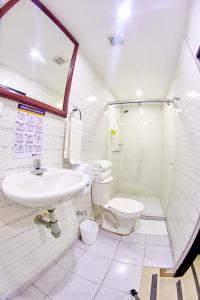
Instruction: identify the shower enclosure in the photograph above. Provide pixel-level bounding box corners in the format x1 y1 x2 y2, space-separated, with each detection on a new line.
108 101 176 219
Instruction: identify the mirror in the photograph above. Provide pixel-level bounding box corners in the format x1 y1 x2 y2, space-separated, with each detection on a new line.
0 0 79 117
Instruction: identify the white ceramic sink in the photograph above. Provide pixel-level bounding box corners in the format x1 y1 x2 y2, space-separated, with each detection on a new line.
2 168 89 208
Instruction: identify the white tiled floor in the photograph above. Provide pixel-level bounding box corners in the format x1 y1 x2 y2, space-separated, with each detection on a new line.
117 194 165 219
88 235 119 259
57 246 85 270
71 251 111 284
134 219 168 235
102 261 143 293
49 272 99 300
145 234 170 246
114 241 145 265
94 286 132 300
144 245 173 268
13 220 173 300
34 264 68 294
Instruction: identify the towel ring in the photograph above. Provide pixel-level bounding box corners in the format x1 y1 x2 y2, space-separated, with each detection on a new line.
71 106 82 120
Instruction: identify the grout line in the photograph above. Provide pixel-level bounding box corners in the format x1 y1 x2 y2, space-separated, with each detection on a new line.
111 257 144 267
11 284 47 300
46 264 101 298
32 266 68 298
35 242 88 299
93 238 121 299
64 271 100 285
57 246 87 272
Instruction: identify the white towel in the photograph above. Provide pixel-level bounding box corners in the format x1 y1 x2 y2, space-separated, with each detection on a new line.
90 160 112 172
93 169 111 182
64 116 82 164
64 117 70 159
69 116 82 164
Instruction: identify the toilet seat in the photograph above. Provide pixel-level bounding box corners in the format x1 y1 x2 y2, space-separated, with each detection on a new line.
104 197 144 215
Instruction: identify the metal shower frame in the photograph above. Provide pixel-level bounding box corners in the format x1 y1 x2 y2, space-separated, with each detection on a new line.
108 97 180 106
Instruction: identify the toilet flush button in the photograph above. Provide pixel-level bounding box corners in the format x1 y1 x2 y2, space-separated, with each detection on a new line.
0 102 4 116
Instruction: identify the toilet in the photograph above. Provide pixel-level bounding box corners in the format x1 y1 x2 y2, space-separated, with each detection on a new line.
92 176 144 235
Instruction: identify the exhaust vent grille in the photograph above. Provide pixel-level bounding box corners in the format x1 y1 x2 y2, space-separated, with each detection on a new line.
108 35 124 47
53 56 66 65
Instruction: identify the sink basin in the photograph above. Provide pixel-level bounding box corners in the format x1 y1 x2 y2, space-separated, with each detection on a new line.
2 168 89 208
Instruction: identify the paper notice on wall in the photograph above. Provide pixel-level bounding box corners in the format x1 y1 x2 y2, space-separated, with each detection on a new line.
14 104 45 158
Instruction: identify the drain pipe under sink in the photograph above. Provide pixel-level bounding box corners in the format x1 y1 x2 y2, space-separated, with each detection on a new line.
48 209 61 238
34 208 61 238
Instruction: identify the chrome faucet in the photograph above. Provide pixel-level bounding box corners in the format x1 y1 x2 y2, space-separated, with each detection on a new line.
31 159 47 175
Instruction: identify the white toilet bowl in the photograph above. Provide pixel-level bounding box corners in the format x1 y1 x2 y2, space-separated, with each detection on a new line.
102 197 144 235
92 177 144 235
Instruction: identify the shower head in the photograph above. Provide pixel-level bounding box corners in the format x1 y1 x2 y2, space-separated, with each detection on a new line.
123 109 129 113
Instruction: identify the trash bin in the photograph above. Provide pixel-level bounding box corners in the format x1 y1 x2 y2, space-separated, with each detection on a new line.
80 219 98 245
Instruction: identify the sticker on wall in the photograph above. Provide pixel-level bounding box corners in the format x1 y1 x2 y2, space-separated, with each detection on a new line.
14 104 45 158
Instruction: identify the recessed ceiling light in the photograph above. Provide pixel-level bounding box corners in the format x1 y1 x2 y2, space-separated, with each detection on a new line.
117 5 131 20
136 89 143 97
87 96 98 102
30 49 46 64
30 49 41 59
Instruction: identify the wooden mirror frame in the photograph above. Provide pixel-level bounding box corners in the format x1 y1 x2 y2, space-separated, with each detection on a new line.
0 0 79 117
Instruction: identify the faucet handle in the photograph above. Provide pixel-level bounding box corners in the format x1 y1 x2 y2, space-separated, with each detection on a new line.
33 158 41 169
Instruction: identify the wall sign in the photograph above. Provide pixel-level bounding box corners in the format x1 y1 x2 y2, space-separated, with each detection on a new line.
14 104 45 158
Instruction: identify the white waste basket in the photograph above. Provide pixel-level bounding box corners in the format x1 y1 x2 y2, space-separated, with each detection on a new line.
80 220 98 245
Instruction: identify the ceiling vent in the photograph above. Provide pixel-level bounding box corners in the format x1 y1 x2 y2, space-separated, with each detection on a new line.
53 56 66 66
108 35 124 47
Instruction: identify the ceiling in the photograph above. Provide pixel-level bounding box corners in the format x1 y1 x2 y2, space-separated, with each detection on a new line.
1 0 190 100
41 0 190 100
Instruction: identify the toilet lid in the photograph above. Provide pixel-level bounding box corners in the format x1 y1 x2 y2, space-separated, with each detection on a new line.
107 197 144 215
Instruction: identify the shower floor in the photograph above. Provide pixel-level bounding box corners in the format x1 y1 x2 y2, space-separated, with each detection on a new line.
116 194 165 220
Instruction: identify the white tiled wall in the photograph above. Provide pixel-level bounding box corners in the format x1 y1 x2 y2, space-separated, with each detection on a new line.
165 0 200 267
0 52 115 299
110 105 163 197
160 104 175 211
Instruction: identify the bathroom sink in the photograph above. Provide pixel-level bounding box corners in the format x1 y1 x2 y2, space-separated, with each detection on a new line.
2 168 89 208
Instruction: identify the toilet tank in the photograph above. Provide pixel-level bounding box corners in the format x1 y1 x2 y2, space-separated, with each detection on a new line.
92 176 113 205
